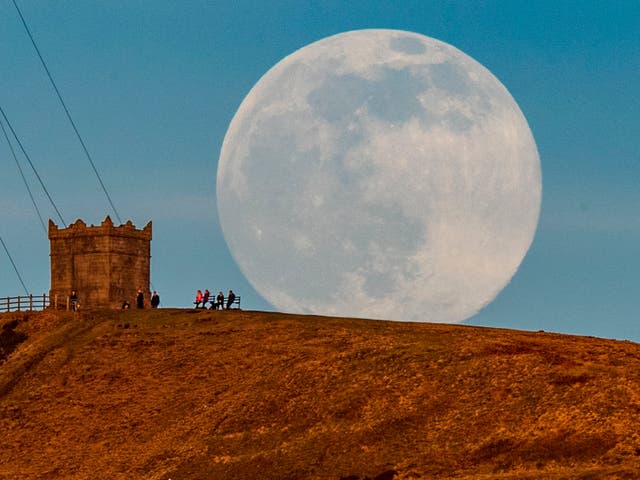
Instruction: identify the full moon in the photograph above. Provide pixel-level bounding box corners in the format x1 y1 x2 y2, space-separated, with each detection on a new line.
217 29 541 323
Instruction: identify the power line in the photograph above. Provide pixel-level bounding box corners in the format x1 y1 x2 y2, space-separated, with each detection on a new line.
0 235 29 295
0 117 47 234
0 105 66 226
12 0 123 224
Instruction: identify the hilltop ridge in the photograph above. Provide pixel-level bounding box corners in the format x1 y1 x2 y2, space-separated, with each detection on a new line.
1 308 640 479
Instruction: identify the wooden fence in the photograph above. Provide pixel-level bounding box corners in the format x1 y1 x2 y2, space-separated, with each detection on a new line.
0 294 73 313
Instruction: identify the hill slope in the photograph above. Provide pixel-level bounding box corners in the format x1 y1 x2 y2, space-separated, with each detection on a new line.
1 309 640 480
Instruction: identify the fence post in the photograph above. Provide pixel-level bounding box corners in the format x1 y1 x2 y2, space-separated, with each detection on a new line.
29 294 33 311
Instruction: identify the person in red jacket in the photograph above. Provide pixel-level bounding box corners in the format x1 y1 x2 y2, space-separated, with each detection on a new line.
194 289 204 308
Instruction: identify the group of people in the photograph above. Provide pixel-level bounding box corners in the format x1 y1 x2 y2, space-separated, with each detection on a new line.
69 289 160 310
127 289 160 309
70 288 240 310
121 289 160 309
194 289 236 309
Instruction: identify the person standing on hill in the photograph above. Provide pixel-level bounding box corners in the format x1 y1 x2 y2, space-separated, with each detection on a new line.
226 289 236 309
69 290 78 311
151 291 160 308
194 289 203 308
136 289 144 309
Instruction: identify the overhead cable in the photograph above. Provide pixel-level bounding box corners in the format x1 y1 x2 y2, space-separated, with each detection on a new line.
0 235 30 295
0 118 47 234
12 0 123 224
0 105 66 226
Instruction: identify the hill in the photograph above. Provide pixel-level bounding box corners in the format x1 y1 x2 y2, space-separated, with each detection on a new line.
1 308 640 480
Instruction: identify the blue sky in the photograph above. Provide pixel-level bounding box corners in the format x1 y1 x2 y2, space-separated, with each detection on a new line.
1 1 638 340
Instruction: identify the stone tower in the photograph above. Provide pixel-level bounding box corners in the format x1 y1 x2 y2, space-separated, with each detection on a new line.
49 216 152 309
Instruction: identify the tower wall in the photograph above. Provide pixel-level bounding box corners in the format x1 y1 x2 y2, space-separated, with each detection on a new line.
49 217 152 309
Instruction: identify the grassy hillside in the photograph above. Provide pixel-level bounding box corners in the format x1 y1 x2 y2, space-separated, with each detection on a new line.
1 308 640 480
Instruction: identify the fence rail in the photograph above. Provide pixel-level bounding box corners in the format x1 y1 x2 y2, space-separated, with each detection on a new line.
0 294 72 313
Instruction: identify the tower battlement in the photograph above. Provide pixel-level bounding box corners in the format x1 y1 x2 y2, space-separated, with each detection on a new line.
49 216 152 309
49 216 152 241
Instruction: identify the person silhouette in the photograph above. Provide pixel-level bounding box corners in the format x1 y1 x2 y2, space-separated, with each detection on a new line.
216 291 224 310
202 289 210 309
69 290 78 311
226 289 236 309
136 289 144 309
151 291 160 308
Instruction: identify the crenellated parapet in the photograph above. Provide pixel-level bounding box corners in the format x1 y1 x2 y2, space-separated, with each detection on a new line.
48 216 152 241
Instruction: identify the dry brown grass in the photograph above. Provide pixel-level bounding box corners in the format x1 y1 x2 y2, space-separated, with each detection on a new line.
1 309 640 479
